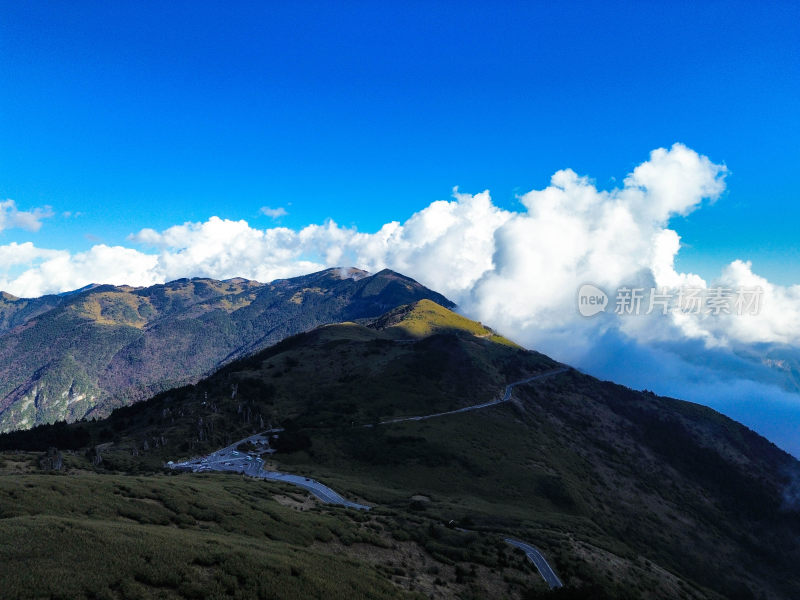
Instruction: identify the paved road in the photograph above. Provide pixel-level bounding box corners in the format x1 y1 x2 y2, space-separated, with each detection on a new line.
372 365 568 590
260 471 369 509
167 429 371 510
171 367 568 508
168 369 568 585
505 538 563 589
375 366 570 426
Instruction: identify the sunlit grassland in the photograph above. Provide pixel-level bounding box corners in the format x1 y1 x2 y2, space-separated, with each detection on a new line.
377 299 521 348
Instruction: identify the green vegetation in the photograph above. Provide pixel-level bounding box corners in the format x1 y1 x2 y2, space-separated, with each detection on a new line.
0 473 420 599
373 299 520 347
0 466 561 599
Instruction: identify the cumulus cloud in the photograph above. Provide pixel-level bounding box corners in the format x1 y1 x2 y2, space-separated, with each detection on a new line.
0 243 159 298
0 242 64 270
130 217 323 283
260 206 288 219
2 143 800 454
0 199 54 232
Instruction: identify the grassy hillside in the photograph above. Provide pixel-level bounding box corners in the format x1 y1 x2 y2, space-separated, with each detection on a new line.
2 300 799 599
0 470 420 600
371 299 520 347
0 268 454 433
0 456 567 600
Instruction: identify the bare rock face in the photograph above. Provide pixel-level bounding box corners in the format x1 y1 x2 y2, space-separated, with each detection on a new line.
39 447 63 471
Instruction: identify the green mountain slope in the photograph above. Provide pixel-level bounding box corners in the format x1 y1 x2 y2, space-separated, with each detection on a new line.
0 290 64 332
2 300 799 599
0 268 453 433
371 298 520 347
0 472 419 600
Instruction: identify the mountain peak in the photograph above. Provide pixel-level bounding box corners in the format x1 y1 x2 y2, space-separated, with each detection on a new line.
55 283 104 297
371 299 520 347
372 268 416 281
331 267 370 281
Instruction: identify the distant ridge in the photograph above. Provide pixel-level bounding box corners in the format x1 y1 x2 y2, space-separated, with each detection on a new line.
55 283 104 297
0 268 453 432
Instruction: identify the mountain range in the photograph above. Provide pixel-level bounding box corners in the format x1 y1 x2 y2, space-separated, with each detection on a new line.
0 268 452 433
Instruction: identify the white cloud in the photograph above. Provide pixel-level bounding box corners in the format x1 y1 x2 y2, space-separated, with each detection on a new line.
260 206 288 219
0 242 65 269
0 199 54 232
458 144 730 350
130 217 324 284
0 244 159 298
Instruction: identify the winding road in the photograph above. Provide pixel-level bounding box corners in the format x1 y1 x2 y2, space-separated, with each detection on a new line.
374 366 570 426
167 367 569 586
168 430 371 510
505 538 564 589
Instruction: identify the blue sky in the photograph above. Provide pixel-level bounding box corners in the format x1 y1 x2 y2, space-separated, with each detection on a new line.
2 1 798 283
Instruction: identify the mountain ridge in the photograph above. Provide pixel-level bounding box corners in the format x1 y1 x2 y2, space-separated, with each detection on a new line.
0 268 454 433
